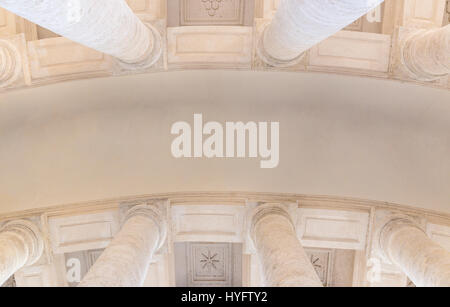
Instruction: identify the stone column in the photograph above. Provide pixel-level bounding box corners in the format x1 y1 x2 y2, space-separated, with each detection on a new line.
250 203 322 287
258 0 384 66
79 204 166 287
380 218 450 287
0 39 21 88
401 25 450 81
0 220 44 285
0 0 161 68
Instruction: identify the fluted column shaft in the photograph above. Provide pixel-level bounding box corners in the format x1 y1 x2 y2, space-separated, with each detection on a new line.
250 204 322 287
0 220 43 285
79 205 166 287
259 0 384 66
401 25 450 81
0 0 161 67
380 219 450 287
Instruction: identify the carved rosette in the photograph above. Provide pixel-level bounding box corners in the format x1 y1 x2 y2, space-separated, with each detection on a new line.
401 25 450 81
0 40 22 88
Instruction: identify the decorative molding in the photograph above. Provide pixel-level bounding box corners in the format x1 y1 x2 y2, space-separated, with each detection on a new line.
48 210 120 254
297 208 370 250
402 0 447 29
0 194 448 286
179 0 249 26
2 192 449 226
26 37 113 85
0 4 448 91
171 203 245 242
167 26 252 69
308 31 391 73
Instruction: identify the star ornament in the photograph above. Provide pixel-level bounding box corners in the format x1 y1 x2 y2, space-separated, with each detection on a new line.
200 250 220 270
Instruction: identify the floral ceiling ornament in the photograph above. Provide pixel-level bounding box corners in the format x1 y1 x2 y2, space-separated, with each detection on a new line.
202 0 223 17
200 250 220 270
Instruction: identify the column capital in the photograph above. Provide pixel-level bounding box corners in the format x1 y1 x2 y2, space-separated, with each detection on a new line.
378 216 426 263
400 25 450 81
116 22 163 70
249 203 296 242
123 203 167 252
257 24 306 68
0 219 44 266
0 39 22 89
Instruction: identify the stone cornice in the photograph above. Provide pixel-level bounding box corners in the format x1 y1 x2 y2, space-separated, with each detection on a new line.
0 192 449 225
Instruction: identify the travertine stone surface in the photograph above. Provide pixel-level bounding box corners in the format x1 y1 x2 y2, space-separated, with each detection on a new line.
0 220 43 285
0 0 160 66
258 0 384 66
380 218 450 287
0 38 21 88
250 203 322 287
401 25 450 81
79 204 166 287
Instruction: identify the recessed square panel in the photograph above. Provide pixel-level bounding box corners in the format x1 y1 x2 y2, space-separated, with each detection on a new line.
191 243 229 282
174 242 242 287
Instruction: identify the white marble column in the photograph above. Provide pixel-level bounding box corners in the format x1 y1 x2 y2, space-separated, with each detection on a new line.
380 218 450 287
79 204 166 287
401 25 450 81
258 0 384 66
0 39 21 88
250 203 322 287
0 220 44 285
0 0 161 68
